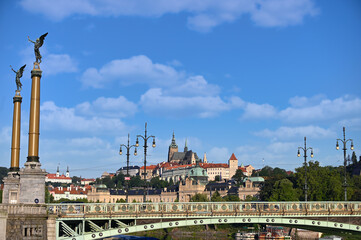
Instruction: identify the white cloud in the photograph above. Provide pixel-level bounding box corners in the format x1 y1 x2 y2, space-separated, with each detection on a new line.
280 96 361 123
242 102 277 119
20 0 318 31
40 101 127 133
75 95 137 118
139 88 243 118
251 0 318 27
254 125 335 140
81 55 183 88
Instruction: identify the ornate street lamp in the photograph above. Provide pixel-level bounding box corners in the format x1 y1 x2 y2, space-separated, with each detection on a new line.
119 133 137 203
297 136 313 202
136 122 156 203
336 127 354 201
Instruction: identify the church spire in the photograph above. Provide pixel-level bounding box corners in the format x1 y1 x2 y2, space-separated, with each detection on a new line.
203 152 207 163
169 130 178 148
184 138 188 152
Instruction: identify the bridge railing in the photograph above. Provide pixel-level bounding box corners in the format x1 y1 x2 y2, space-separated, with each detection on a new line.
46 201 361 218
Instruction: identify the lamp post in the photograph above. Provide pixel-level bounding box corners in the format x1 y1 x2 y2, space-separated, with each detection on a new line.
297 136 313 202
336 127 354 201
119 133 137 203
136 122 156 203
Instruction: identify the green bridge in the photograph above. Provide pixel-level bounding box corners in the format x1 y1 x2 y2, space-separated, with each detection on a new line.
1 201 361 239
47 201 361 240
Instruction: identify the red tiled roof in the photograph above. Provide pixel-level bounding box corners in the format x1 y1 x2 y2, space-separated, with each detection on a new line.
140 165 157 170
46 173 71 180
49 187 88 195
200 163 229 169
229 153 238 160
82 178 95 181
238 167 247 172
165 164 192 170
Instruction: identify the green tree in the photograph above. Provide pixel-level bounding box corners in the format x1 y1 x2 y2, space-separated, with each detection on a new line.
269 179 300 201
211 191 224 202
150 177 169 189
72 176 81 185
129 175 144 188
232 169 245 185
214 175 221 181
0 167 9 184
223 194 240 201
244 195 258 201
191 193 209 202
350 176 361 201
351 151 357 165
45 186 54 203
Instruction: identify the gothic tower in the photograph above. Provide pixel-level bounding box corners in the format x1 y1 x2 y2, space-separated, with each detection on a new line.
168 131 178 162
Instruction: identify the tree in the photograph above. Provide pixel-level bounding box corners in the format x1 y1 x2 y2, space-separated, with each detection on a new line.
129 175 144 188
223 194 240 201
232 169 245 185
269 179 300 201
214 175 221 181
211 191 224 202
72 176 81 185
191 193 208 202
351 151 357 165
150 177 169 189
45 186 54 203
0 167 9 184
244 195 258 201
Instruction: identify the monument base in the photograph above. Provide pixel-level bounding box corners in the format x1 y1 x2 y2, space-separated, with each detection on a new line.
2 172 20 204
19 162 47 204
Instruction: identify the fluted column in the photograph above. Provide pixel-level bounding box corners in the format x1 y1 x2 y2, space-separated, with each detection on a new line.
27 67 42 163
10 91 22 172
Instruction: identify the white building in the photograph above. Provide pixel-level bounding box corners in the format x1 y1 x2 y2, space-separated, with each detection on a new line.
46 166 72 184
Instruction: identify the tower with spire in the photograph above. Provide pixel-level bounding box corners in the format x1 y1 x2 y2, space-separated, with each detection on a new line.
66 166 70 178
168 131 178 162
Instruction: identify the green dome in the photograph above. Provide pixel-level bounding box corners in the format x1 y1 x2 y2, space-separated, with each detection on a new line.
188 165 208 177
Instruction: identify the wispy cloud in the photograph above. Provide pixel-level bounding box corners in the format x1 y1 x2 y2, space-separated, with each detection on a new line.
40 101 127 133
139 88 243 118
254 125 335 140
20 0 318 32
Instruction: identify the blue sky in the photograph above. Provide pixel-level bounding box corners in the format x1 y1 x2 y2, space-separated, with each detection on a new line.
0 0 360 178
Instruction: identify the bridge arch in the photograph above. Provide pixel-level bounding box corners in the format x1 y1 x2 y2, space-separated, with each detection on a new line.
61 217 361 240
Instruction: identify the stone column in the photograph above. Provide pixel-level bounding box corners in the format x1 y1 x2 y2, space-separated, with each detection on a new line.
19 64 46 204
2 90 22 204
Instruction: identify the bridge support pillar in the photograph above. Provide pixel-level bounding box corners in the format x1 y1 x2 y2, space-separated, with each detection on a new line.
47 215 57 240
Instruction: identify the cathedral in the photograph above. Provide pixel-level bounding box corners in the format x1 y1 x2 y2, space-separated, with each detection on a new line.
167 132 200 165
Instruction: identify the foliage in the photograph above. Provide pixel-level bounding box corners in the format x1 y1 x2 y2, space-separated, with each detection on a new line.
269 179 300 201
191 193 209 202
211 191 224 202
223 194 240 201
0 167 9 184
72 176 81 185
116 198 126 203
244 195 258 201
214 175 221 181
53 198 88 203
150 177 169 189
295 161 343 201
45 186 54 203
232 169 245 185
129 175 145 188
256 166 288 178
352 151 357 165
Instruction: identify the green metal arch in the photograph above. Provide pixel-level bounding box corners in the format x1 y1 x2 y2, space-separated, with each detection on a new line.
60 217 361 240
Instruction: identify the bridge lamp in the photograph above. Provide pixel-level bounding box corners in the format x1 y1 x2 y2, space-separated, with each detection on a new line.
135 137 139 147
297 149 300 157
336 141 339 150
152 138 156 148
311 150 314 158
119 146 123 155
134 148 137 156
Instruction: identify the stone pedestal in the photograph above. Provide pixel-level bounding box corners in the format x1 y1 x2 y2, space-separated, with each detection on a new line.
2 173 20 204
19 162 47 204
